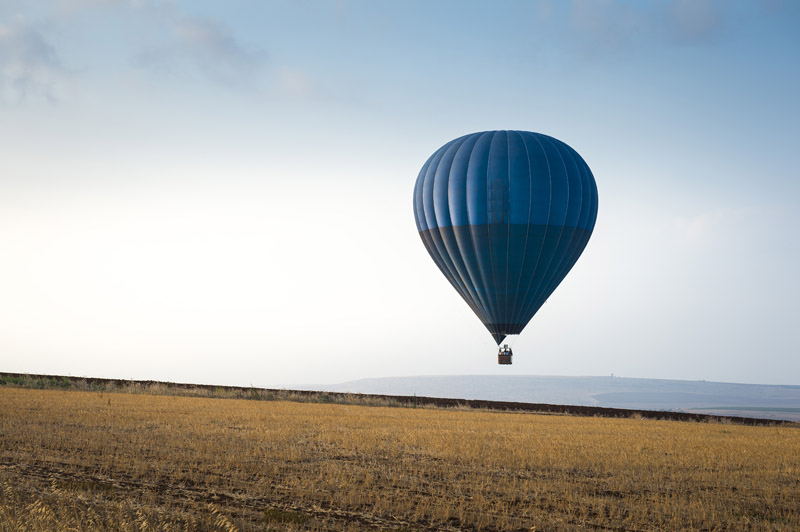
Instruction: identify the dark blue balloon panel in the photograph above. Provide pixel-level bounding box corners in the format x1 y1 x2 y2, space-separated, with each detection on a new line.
413 131 598 344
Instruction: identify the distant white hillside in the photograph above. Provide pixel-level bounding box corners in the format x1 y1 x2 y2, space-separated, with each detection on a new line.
321 376 800 422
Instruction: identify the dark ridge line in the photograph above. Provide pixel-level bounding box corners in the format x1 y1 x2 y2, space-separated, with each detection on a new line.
2 372 797 427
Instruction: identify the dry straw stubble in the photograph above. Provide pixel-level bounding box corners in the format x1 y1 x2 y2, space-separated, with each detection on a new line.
1 387 799 531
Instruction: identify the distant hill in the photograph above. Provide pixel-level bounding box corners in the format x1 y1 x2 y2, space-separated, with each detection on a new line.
322 375 800 422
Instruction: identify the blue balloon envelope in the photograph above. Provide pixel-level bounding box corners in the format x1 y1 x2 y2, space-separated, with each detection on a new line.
413 131 598 345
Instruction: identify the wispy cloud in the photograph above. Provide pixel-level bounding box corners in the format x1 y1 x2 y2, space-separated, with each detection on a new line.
0 17 64 103
674 206 757 247
277 67 319 98
675 209 726 246
4 1 266 96
664 0 725 45
564 0 738 58
568 0 647 56
53 0 137 11
135 14 265 89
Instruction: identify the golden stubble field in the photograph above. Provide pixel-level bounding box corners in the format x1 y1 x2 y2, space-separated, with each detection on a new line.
1 387 798 531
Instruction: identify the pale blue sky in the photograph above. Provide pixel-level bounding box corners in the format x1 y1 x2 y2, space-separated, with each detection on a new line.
1 1 798 387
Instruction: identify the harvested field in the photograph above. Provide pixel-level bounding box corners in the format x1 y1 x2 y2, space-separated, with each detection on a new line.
1 386 799 531
2 372 791 425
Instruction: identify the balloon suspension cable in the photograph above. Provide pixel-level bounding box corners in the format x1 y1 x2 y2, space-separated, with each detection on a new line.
502 334 521 348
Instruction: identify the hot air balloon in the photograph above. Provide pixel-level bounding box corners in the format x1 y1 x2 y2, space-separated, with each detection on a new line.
412 131 598 364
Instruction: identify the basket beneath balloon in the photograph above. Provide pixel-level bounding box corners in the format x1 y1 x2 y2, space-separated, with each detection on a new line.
498 345 513 365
